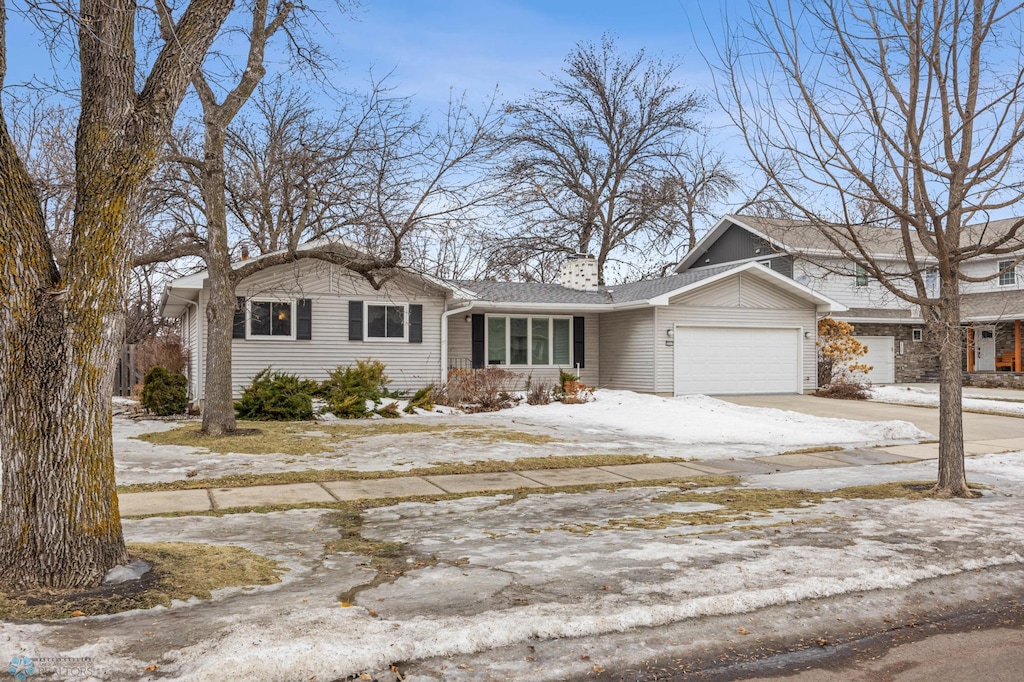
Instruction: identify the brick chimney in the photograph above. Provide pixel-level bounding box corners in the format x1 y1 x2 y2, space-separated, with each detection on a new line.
560 254 599 291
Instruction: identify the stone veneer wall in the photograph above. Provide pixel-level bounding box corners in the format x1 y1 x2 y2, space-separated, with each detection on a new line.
963 373 1024 389
844 321 938 383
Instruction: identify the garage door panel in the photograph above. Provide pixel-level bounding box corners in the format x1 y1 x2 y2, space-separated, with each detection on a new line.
675 327 800 395
852 335 894 384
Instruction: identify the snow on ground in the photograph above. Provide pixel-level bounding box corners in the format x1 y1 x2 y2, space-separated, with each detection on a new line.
7 451 1024 681
498 389 925 446
114 390 927 484
872 385 1024 415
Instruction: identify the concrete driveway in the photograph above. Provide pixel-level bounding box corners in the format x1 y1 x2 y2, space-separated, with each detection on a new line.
723 393 1024 442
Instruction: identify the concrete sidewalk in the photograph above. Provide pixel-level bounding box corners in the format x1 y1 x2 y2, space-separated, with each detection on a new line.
117 435 1024 516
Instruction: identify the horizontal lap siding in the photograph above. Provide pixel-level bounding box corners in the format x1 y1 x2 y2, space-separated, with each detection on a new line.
185 306 199 400
199 261 446 397
656 273 818 393
598 308 655 391
447 311 600 387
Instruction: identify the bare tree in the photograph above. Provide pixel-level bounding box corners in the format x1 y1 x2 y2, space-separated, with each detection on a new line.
224 81 366 254
498 36 710 284
0 0 233 590
338 87 504 275
718 0 1024 496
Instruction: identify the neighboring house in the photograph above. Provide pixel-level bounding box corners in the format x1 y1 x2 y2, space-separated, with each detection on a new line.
675 214 1024 384
160 242 845 404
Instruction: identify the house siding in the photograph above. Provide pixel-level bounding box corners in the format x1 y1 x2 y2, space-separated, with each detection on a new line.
195 260 447 398
698 224 776 266
183 304 200 400
598 308 655 391
447 310 600 387
655 272 818 393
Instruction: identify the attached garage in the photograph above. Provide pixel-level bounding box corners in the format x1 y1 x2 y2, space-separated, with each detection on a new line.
674 326 802 395
853 335 895 384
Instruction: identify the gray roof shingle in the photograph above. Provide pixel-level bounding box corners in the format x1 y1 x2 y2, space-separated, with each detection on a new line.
458 265 737 305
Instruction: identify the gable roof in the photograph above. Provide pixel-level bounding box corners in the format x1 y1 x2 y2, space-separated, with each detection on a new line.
159 238 474 318
677 214 1024 273
160 240 847 319
458 261 845 313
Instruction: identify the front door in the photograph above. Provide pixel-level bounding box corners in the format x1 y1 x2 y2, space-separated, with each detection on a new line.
976 326 997 371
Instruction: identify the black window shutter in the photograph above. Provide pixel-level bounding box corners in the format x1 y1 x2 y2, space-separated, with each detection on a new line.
297 299 312 340
408 304 423 343
572 316 585 369
232 296 246 339
471 314 485 369
348 301 363 341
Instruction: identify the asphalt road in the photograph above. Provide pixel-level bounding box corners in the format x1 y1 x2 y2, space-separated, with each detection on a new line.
603 592 1024 682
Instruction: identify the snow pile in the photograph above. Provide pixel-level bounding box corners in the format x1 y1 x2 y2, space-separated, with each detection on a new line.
102 559 152 585
872 385 1024 416
504 389 926 446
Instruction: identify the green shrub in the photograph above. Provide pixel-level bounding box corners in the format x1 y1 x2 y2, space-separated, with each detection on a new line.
403 386 434 413
320 359 392 419
140 366 189 416
235 368 317 421
375 402 401 418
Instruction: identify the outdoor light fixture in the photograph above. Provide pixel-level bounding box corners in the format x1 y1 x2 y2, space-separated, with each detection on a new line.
803 331 812 339
465 315 471 322
667 328 674 338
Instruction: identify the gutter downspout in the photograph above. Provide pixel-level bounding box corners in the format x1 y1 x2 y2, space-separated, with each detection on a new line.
164 291 202 405
440 301 476 384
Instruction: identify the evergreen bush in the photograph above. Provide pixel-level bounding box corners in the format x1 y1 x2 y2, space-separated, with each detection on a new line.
553 369 594 404
320 359 392 418
403 386 434 413
235 368 317 421
140 366 189 416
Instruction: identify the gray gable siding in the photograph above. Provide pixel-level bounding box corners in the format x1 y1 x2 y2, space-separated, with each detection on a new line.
697 224 775 266
683 223 795 277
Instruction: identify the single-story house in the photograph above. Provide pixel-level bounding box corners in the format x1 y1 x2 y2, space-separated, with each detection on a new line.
159 246 846 403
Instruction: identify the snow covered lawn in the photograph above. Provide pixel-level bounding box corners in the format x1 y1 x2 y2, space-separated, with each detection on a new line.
872 385 1024 416
114 390 927 484
7 450 1024 681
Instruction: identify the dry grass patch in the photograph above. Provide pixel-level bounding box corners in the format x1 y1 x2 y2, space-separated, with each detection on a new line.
133 421 560 457
0 542 282 620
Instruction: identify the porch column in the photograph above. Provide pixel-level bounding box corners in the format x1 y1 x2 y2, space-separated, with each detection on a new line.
1016 319 1021 372
967 323 975 373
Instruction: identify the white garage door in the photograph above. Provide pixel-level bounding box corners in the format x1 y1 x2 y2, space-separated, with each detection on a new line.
675 326 801 395
853 335 895 384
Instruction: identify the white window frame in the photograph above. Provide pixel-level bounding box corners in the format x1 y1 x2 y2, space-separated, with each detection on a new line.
854 264 869 287
998 261 1016 287
912 329 923 342
485 315 573 366
365 302 408 341
247 298 296 340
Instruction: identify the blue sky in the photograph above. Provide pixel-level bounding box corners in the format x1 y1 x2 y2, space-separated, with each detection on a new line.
323 0 725 111
4 1 734 115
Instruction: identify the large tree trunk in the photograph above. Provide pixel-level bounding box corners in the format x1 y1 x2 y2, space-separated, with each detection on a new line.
0 124 130 589
0 0 233 589
200 126 239 436
935 272 970 497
